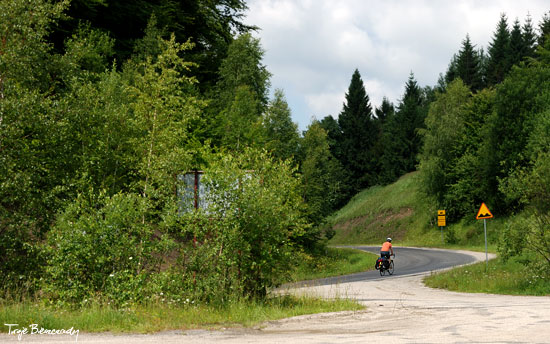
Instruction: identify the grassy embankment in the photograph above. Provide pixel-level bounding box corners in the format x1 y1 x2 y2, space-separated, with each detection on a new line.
290 247 378 282
0 248 373 333
0 295 363 333
325 171 549 296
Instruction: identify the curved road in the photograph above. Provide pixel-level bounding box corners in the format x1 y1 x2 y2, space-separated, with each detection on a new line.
289 246 477 287
6 248 550 343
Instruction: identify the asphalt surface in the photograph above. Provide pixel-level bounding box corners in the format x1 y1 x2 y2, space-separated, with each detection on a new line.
8 248 550 343
288 245 477 287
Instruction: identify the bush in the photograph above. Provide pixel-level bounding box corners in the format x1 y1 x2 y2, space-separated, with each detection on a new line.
43 149 312 306
44 192 166 306
181 148 310 299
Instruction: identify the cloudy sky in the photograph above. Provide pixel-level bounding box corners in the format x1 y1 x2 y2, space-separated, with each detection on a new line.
243 0 549 130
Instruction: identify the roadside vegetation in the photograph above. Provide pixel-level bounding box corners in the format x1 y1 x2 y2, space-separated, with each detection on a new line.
0 296 363 333
424 253 550 296
326 172 499 250
289 247 378 282
3 0 550 333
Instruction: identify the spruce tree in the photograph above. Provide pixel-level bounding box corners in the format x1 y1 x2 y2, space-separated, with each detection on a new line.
444 53 459 85
319 115 343 158
337 69 376 193
522 14 538 59
456 35 483 91
486 14 511 86
537 11 550 47
375 97 394 124
509 18 524 67
379 73 426 183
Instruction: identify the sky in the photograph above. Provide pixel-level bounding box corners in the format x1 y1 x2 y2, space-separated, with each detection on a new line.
243 0 550 131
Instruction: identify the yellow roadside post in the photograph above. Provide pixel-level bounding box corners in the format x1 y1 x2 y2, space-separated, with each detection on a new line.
438 210 446 244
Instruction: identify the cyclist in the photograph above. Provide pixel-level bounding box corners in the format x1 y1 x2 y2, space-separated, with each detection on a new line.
380 237 394 268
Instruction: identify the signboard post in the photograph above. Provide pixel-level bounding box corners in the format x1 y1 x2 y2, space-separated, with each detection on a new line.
476 202 493 271
437 210 446 244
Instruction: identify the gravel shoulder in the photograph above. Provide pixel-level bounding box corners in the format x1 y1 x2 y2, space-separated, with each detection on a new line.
3 249 550 343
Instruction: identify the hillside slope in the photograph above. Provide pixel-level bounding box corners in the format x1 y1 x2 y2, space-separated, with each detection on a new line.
327 171 501 249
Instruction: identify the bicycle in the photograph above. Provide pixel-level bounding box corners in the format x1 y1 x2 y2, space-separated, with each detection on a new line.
376 254 395 276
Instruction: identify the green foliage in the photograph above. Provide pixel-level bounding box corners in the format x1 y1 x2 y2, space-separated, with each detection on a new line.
301 121 347 225
380 73 429 184
453 35 484 91
486 14 511 86
336 69 378 193
49 0 252 90
424 254 550 296
216 33 271 111
208 33 271 149
0 0 71 293
173 148 310 300
0 296 363 333
45 192 168 306
263 89 300 162
327 172 433 245
61 23 115 77
289 247 378 282
499 152 550 266
419 79 472 220
127 33 203 201
218 85 264 151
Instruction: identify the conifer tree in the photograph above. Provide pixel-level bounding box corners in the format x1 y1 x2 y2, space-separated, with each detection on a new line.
319 115 343 158
509 18 524 67
444 53 459 85
337 69 376 193
379 73 426 183
375 97 394 124
486 14 511 86
456 35 483 91
522 14 538 59
537 12 550 47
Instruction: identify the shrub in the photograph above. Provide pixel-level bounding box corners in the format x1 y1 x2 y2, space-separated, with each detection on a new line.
44 192 165 306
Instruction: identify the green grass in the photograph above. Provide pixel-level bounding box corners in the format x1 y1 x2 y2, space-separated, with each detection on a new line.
0 295 364 333
424 254 550 296
289 247 378 282
325 170 550 297
327 172 434 246
326 171 503 251
0 247 372 334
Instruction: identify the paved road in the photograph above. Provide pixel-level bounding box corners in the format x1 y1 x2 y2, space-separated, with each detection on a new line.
6 248 550 343
289 245 477 287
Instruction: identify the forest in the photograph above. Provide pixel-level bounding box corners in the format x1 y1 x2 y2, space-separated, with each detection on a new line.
2 0 550 306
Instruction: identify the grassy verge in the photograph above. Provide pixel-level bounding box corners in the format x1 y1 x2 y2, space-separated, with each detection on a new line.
325 171 505 251
0 295 363 333
326 172 434 246
424 254 550 296
289 247 378 282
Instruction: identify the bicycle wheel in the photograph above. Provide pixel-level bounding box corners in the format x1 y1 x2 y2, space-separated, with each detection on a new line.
379 267 385 276
388 261 394 275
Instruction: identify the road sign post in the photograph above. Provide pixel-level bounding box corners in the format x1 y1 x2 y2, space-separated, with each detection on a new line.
476 202 493 271
438 210 446 244
483 218 488 270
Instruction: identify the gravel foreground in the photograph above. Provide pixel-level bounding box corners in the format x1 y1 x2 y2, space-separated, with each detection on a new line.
2 249 550 344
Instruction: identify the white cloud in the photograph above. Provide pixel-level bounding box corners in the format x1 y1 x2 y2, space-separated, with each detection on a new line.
245 0 550 130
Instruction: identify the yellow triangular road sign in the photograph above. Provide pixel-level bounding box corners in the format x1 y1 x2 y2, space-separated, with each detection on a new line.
476 202 493 220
